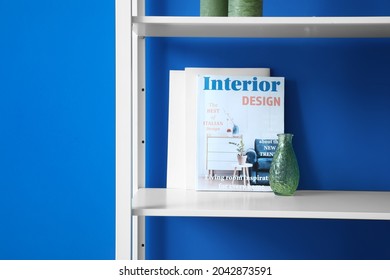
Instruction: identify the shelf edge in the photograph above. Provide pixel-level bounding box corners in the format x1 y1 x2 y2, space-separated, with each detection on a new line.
132 189 390 220
133 16 390 38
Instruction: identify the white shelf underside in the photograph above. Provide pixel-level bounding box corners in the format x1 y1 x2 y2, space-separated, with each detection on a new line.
133 16 390 38
132 188 390 220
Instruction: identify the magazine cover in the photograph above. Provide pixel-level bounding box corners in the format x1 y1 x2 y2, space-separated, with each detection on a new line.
196 75 284 191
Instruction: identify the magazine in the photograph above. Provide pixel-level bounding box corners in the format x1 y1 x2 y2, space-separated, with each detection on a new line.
196 75 284 191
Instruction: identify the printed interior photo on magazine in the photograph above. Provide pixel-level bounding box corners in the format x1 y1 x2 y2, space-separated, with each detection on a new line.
196 74 284 191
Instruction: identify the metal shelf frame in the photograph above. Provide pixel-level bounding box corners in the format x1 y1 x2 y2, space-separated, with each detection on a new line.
116 0 146 260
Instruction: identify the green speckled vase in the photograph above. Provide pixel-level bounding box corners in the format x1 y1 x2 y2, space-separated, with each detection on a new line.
269 134 300 196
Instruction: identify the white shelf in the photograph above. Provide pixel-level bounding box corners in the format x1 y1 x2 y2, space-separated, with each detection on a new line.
132 188 390 220
133 16 390 38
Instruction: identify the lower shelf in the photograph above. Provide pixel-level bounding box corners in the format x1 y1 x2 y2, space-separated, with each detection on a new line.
132 188 390 220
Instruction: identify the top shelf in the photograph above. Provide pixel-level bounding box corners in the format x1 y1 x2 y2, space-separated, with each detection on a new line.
132 16 390 38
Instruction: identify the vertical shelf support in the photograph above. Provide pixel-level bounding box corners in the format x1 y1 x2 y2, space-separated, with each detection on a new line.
116 0 146 260
132 0 146 260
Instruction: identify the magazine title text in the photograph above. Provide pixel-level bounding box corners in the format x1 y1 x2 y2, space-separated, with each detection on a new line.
203 76 282 106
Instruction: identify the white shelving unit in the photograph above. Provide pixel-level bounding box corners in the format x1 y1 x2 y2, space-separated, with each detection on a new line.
116 0 390 260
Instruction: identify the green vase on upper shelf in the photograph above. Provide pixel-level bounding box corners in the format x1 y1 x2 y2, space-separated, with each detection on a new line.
228 0 263 17
200 0 228 16
269 133 300 196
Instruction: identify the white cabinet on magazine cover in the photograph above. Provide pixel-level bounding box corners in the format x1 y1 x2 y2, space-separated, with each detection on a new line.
206 135 242 174
116 0 390 260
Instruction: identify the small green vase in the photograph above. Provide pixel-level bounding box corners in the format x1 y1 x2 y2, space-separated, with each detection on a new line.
200 0 228 16
269 133 299 196
228 0 263 17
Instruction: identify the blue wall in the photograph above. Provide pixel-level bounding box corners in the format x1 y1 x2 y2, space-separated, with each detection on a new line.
0 0 389 260
0 1 115 259
146 0 390 259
